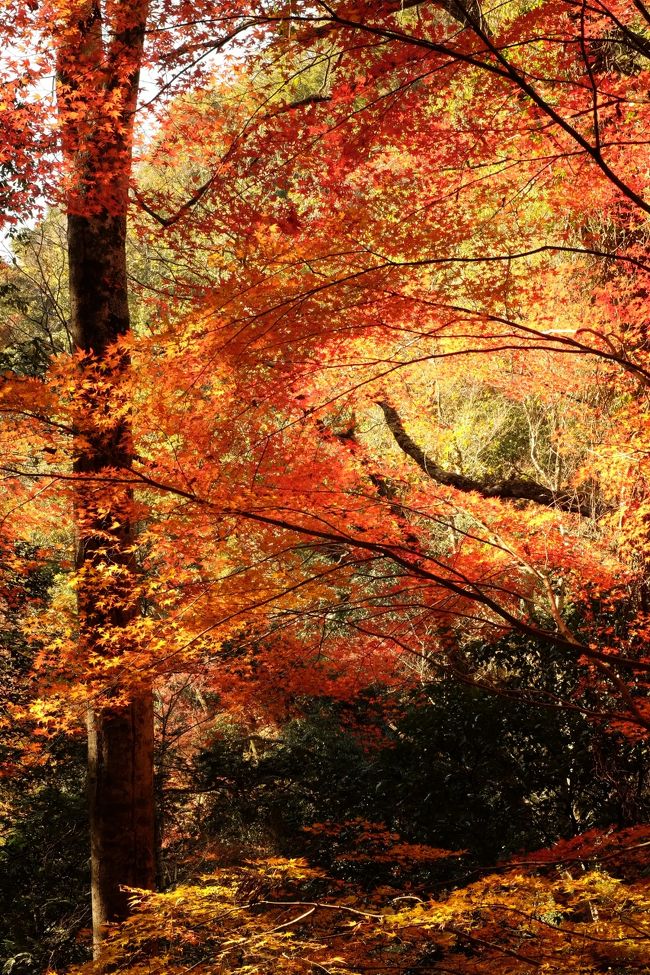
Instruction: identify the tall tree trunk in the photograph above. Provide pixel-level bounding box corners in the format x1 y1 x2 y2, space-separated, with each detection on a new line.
56 0 153 953
68 212 155 950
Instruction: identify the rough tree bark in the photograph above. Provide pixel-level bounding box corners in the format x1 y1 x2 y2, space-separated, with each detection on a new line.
55 0 154 952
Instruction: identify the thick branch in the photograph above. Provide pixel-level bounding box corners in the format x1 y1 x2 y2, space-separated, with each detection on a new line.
377 400 593 517
372 0 487 31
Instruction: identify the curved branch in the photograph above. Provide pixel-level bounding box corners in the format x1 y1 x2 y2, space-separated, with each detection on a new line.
373 0 487 31
377 400 593 516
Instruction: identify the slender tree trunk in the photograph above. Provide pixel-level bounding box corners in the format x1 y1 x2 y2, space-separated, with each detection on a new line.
56 0 153 952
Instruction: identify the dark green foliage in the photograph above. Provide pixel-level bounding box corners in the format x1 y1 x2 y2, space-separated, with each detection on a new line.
370 683 638 859
190 636 649 881
193 706 370 848
0 741 90 975
0 334 53 378
0 549 90 975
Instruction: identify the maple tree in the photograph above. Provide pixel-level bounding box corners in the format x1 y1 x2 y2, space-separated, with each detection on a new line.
1 0 650 966
120 0 650 733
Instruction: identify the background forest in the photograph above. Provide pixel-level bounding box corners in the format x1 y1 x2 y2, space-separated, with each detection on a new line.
1 1 650 973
